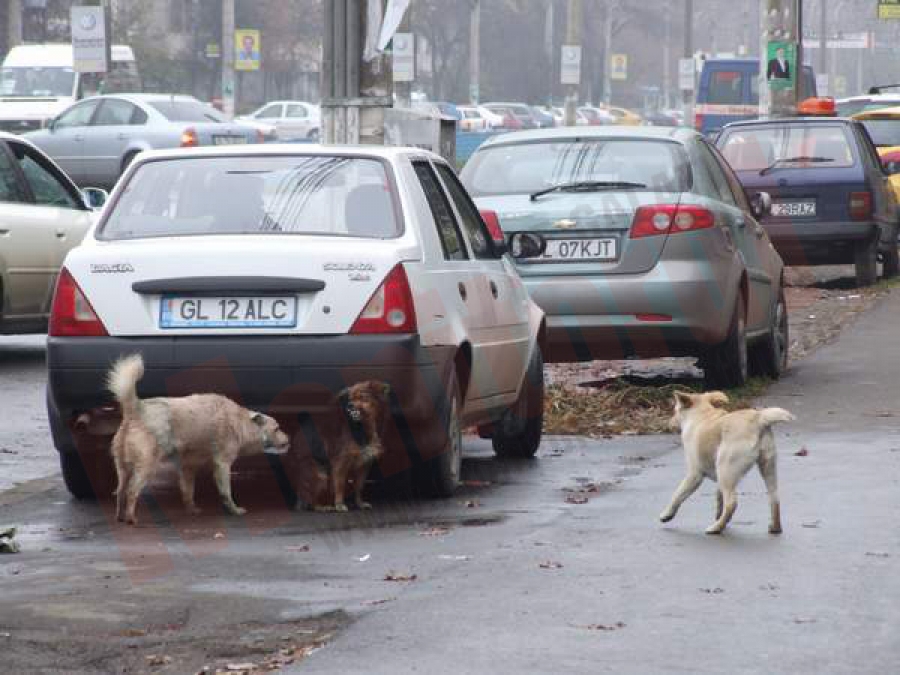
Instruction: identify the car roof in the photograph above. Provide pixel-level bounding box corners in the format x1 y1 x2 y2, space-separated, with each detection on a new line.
127 143 445 165
477 125 695 148
721 117 855 131
852 106 900 119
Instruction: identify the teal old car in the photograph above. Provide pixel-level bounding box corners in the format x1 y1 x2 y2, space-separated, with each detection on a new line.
460 127 788 388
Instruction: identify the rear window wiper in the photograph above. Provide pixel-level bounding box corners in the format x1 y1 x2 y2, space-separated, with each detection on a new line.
759 156 834 176
530 180 647 201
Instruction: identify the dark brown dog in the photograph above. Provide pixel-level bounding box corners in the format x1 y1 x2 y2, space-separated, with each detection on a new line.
295 381 391 512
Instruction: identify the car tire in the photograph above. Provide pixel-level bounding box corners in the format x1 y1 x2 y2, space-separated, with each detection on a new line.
882 244 900 279
703 294 748 389
415 369 462 497
749 286 789 380
307 128 320 142
855 237 878 287
60 451 114 500
492 347 544 459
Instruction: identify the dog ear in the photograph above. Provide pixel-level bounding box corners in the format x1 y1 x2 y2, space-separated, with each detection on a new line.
249 411 266 426
706 391 729 407
673 391 694 408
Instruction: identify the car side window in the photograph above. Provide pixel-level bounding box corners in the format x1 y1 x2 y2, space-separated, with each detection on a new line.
434 162 497 260
286 104 307 119
93 98 138 126
10 142 80 209
707 143 752 212
412 161 468 261
256 104 282 119
54 99 99 129
697 141 738 206
0 144 27 203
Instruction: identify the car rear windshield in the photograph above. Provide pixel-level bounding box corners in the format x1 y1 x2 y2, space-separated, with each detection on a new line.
858 119 900 148
149 100 225 123
100 156 401 240
462 139 691 196
707 70 746 105
718 125 855 171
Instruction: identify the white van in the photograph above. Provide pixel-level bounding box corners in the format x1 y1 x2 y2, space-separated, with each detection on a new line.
0 44 140 133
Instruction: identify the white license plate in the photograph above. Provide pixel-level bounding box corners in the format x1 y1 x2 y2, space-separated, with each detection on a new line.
212 135 248 145
159 296 297 329
771 200 816 217
541 238 618 261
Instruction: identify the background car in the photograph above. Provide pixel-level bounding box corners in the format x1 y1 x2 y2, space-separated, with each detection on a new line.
529 106 556 128
476 105 505 129
836 89 900 117
578 106 614 126
552 106 590 127
481 103 537 130
852 106 900 234
461 126 787 389
236 100 320 141
24 94 262 189
607 106 643 126
717 117 899 285
46 145 547 500
457 105 490 132
0 132 101 335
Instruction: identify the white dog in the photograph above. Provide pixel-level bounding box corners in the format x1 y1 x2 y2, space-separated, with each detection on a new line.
660 391 795 535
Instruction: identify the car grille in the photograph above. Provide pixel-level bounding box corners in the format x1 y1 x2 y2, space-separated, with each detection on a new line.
0 119 42 133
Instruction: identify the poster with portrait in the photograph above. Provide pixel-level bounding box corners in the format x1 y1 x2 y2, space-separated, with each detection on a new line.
765 40 795 91
235 29 261 71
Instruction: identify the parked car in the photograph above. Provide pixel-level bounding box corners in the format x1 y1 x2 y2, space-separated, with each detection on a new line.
836 87 900 117
477 105 505 129
24 94 262 190
642 110 680 127
607 106 644 126
461 126 787 388
46 145 548 499
717 116 899 286
457 105 490 132
578 106 613 126
236 100 320 141
412 101 461 123
529 106 556 129
481 103 537 130
0 131 105 335
852 106 900 225
551 106 590 127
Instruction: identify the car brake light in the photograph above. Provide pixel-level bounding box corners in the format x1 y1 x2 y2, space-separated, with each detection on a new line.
479 209 505 245
694 112 704 131
849 191 873 221
350 264 417 334
49 268 108 337
180 127 198 147
630 205 715 239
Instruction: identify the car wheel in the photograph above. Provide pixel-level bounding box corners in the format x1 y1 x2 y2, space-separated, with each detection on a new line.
703 294 748 389
415 369 462 497
307 128 320 142
882 244 900 279
750 286 789 379
855 237 878 287
492 346 544 459
60 451 114 500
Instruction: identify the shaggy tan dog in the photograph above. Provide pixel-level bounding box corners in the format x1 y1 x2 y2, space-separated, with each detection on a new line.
108 354 290 525
660 391 794 535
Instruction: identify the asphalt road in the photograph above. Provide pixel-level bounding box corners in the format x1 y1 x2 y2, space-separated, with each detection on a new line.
1 289 899 674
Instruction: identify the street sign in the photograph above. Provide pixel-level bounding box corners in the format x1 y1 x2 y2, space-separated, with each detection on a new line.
610 53 628 81
71 6 108 73
235 29 261 71
392 32 415 83
678 57 694 91
816 74 829 97
560 45 581 85
878 0 900 20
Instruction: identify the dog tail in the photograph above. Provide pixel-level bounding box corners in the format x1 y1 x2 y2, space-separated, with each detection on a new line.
107 354 144 419
758 407 795 427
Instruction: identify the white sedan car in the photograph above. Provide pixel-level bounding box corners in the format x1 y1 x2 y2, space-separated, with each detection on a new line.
0 131 103 335
46 145 547 499
237 101 321 141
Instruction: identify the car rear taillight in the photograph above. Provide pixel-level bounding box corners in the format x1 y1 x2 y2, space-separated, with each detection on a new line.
630 205 715 239
350 264 417 334
849 191 873 221
180 127 198 147
49 268 108 337
694 112 704 131
479 209 505 246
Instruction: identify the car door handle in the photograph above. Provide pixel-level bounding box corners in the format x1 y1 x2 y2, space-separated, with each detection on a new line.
56 230 66 239
458 282 467 301
0 228 9 236
489 280 499 298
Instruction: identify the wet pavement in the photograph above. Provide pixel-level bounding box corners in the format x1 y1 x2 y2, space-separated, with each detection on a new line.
2 289 900 673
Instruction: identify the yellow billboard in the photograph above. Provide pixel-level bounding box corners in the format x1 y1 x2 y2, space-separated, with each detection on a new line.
235 29 260 71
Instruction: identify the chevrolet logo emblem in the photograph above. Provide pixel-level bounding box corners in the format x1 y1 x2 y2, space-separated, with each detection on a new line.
553 219 576 230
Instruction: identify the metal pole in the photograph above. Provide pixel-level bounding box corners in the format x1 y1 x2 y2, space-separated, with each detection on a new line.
819 0 828 89
8 0 22 49
663 2 671 110
395 6 412 109
683 0 692 130
469 0 481 104
760 0 802 118
564 0 581 126
602 3 612 105
221 0 235 118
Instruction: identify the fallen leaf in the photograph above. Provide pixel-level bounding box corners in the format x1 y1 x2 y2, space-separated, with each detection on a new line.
699 587 724 594
874 411 895 418
384 571 417 582
539 561 563 569
284 544 310 553
222 663 257 673
584 622 626 631
418 526 451 537
565 493 589 505
365 597 396 606
801 520 821 529
794 447 809 457
120 628 147 637
865 551 890 558
145 654 172 666
357 554 371 562
793 617 817 624
438 554 471 561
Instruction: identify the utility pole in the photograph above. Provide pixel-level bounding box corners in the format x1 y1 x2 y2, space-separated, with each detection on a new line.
760 0 803 118
663 2 671 109
469 0 481 104
564 0 581 126
683 0 692 130
395 7 412 109
819 0 828 93
221 0 235 118
8 0 22 49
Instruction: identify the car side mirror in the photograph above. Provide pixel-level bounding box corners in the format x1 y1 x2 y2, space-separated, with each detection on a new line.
749 191 772 219
509 232 547 260
81 187 109 210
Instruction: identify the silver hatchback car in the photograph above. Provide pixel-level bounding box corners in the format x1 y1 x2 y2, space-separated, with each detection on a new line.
461 127 788 388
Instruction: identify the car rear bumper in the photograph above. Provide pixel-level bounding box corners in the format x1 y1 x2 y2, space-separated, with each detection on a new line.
47 334 455 454
763 220 879 265
521 261 739 362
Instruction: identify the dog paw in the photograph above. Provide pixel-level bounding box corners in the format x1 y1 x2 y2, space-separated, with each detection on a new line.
334 503 349 513
659 510 675 523
226 506 247 516
769 525 783 535
358 501 373 510
705 525 724 535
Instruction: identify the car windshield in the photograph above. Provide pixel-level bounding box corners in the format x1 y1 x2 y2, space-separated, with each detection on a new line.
859 119 900 147
0 66 75 97
719 125 855 171
100 156 401 240
149 100 226 123
462 139 691 197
